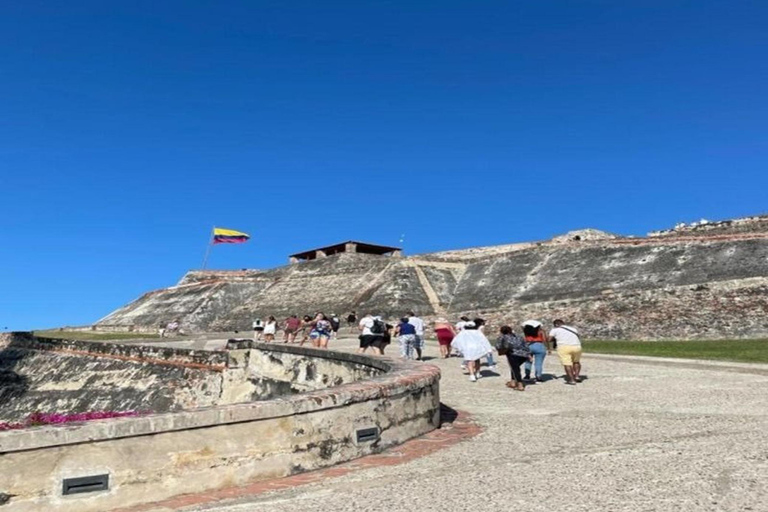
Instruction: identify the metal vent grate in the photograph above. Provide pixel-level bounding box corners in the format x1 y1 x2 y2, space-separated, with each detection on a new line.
62 474 109 496
356 427 379 444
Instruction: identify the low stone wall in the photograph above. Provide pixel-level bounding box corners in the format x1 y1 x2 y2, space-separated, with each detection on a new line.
0 334 440 512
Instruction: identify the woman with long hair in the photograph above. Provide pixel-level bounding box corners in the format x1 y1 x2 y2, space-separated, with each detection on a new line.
263 316 277 342
496 325 530 391
522 320 550 382
310 313 333 349
299 315 313 346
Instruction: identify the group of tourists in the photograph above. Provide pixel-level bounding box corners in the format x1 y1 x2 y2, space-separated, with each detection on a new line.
440 316 584 388
252 309 584 388
356 312 425 358
252 313 342 349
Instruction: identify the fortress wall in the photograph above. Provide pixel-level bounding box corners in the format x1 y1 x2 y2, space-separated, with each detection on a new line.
92 217 768 340
0 335 386 424
96 281 226 329
446 239 768 339
0 335 440 512
0 333 227 423
356 265 435 317
459 278 768 340
420 266 460 307
514 239 768 303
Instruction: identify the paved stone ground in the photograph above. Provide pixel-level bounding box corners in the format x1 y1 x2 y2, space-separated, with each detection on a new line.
131 334 768 512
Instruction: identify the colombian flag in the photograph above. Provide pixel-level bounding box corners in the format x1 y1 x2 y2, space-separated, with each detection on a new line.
213 228 250 244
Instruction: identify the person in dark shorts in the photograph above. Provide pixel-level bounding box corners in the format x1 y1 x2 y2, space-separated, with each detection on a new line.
358 313 385 355
347 311 358 332
330 313 341 338
283 314 301 343
252 318 264 341
298 315 313 346
496 325 530 391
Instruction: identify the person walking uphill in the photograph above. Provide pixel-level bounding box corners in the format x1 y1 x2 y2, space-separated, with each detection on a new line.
434 318 456 359
407 312 425 360
451 322 493 382
358 313 386 355
522 320 550 382
549 319 583 385
396 317 418 360
496 326 530 391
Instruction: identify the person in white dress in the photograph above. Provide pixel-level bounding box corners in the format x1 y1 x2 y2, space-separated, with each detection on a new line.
450 322 493 382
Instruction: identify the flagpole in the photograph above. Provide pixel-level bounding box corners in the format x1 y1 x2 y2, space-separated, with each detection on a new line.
201 227 214 270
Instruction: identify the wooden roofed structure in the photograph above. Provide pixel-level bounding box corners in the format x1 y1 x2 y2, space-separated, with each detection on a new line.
289 241 402 263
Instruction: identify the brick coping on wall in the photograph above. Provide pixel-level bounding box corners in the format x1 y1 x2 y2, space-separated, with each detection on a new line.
113 406 480 512
0 333 440 453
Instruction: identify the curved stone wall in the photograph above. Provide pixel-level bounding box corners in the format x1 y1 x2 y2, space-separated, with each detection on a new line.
0 334 441 512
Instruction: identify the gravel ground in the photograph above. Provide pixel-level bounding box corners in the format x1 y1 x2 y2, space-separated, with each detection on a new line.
154 335 768 512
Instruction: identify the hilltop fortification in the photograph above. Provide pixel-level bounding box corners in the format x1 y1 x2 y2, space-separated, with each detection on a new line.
96 215 768 340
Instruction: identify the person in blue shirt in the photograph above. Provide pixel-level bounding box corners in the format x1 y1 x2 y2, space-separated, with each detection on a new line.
396 317 418 360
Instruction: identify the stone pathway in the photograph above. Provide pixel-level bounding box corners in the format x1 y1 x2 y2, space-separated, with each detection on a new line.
125 335 768 512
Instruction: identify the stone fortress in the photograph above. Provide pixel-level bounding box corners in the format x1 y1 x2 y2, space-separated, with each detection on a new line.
95 214 768 340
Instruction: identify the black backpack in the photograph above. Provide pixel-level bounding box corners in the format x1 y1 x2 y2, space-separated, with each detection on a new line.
371 319 387 335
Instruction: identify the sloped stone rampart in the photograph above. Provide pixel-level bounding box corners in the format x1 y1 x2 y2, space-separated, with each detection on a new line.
95 216 768 340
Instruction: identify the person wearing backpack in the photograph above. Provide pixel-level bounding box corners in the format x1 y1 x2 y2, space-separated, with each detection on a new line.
358 313 385 355
329 314 341 339
549 319 583 385
496 325 531 391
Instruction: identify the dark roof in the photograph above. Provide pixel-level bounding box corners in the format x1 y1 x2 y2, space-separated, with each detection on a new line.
290 240 402 260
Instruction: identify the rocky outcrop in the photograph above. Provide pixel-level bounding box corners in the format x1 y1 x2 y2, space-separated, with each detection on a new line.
95 215 768 340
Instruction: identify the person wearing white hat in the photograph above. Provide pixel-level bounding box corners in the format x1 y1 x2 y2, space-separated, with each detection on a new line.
522 319 551 382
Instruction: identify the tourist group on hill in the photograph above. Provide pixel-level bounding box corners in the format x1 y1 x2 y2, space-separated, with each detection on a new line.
250 311 583 388
431 316 583 388
253 313 342 349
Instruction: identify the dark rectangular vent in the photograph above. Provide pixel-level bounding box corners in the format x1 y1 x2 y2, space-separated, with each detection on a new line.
62 474 109 496
356 427 379 444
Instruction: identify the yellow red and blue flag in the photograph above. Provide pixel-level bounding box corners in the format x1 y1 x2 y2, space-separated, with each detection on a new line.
212 228 250 245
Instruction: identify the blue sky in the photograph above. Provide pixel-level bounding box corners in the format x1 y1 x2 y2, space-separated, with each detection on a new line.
1 1 766 330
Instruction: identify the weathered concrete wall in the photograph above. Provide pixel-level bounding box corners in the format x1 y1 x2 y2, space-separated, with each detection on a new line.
0 334 382 423
451 238 768 338
0 334 441 512
95 215 768 340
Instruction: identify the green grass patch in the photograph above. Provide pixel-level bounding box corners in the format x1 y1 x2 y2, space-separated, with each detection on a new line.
34 330 161 341
584 339 768 364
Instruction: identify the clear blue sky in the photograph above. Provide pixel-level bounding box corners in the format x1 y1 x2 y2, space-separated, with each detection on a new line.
2 1 766 330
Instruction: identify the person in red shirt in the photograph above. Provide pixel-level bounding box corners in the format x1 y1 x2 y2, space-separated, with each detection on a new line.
283 314 301 343
522 319 551 382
